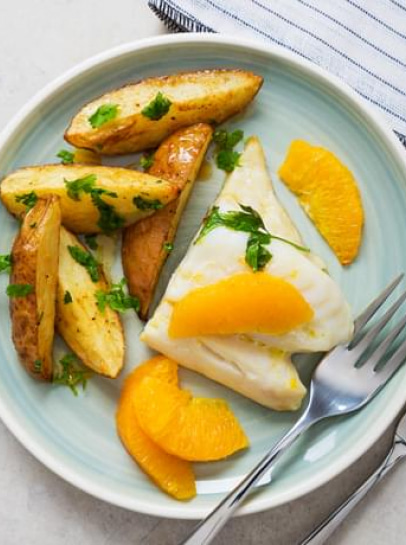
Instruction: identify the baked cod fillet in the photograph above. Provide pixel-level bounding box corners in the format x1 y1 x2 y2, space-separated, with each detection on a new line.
141 138 353 411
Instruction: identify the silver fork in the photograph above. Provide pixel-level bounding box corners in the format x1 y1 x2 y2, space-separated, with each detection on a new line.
180 274 406 545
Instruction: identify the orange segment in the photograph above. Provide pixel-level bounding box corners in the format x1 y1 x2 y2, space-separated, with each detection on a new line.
278 140 364 265
168 272 313 338
116 359 196 501
134 376 249 462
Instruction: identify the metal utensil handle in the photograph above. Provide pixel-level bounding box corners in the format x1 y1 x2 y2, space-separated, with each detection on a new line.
300 437 406 545
179 411 316 545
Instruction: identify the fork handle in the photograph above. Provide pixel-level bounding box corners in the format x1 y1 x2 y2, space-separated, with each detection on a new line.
299 436 406 545
179 411 316 545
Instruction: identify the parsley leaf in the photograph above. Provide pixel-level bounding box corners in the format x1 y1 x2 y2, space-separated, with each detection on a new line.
53 353 90 396
57 149 75 164
64 175 124 233
141 92 172 120
133 196 164 211
95 278 140 313
212 128 244 173
6 284 33 297
68 245 100 282
84 234 98 251
0 254 12 274
216 150 241 172
15 191 38 210
88 104 119 128
33 359 42 374
163 242 173 252
196 204 309 272
64 290 73 304
64 174 97 201
140 152 155 170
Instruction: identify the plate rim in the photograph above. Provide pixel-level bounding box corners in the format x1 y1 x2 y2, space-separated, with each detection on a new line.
1 33 406 519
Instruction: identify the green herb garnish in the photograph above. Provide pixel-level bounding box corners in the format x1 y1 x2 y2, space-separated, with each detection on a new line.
141 92 172 120
64 290 73 304
163 242 173 252
57 149 75 164
196 204 309 272
140 152 155 170
95 278 140 314
133 196 164 211
33 360 42 374
15 191 38 210
53 353 90 396
0 254 12 274
84 234 98 251
65 174 97 201
6 284 34 297
64 175 124 233
88 104 119 128
68 245 100 282
212 128 244 173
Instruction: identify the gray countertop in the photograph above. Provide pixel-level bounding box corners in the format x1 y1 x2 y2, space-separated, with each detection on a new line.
1 1 405 543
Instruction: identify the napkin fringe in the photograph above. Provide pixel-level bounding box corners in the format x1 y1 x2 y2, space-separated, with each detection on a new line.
149 0 213 32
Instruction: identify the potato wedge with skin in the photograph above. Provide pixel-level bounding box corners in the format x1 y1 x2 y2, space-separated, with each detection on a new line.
0 165 180 234
64 69 263 155
122 123 213 319
10 196 61 380
56 227 124 378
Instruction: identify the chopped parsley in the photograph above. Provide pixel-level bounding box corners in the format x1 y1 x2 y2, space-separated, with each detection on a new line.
96 278 140 314
141 92 172 120
65 174 97 201
53 353 90 396
0 254 12 274
196 204 309 272
163 242 173 252
68 245 100 282
15 191 38 210
88 104 119 128
133 196 164 211
140 152 155 170
84 234 98 251
64 175 124 233
64 290 73 304
6 284 34 297
212 128 244 173
57 149 75 164
33 359 42 374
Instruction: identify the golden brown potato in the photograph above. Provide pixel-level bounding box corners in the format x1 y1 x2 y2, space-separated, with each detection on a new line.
64 69 263 155
0 164 180 234
9 196 61 380
56 226 124 378
122 123 213 320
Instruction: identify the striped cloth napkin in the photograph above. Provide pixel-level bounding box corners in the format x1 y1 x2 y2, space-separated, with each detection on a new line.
148 0 406 145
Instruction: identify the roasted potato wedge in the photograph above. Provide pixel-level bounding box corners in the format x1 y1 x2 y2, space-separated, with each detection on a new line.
56 227 124 378
64 69 263 155
122 123 213 320
10 196 61 380
0 165 180 234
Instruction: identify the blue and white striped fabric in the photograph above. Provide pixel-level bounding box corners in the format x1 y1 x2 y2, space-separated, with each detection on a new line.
149 0 406 145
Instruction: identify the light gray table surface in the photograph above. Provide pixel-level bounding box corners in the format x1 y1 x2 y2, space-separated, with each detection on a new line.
1 1 406 544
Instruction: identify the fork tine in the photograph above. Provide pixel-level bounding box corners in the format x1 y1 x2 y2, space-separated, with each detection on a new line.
354 274 404 336
378 336 406 383
366 314 406 371
350 290 406 361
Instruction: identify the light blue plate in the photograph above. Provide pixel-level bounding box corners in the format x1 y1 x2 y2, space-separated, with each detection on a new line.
1 35 406 519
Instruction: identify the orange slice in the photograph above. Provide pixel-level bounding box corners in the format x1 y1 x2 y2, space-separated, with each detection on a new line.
116 356 196 500
278 140 364 265
169 272 313 338
134 376 249 462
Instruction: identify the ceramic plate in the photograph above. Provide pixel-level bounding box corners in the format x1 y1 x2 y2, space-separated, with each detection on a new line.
1 35 406 519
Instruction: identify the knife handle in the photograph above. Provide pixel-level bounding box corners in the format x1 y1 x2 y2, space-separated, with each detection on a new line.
300 436 406 545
